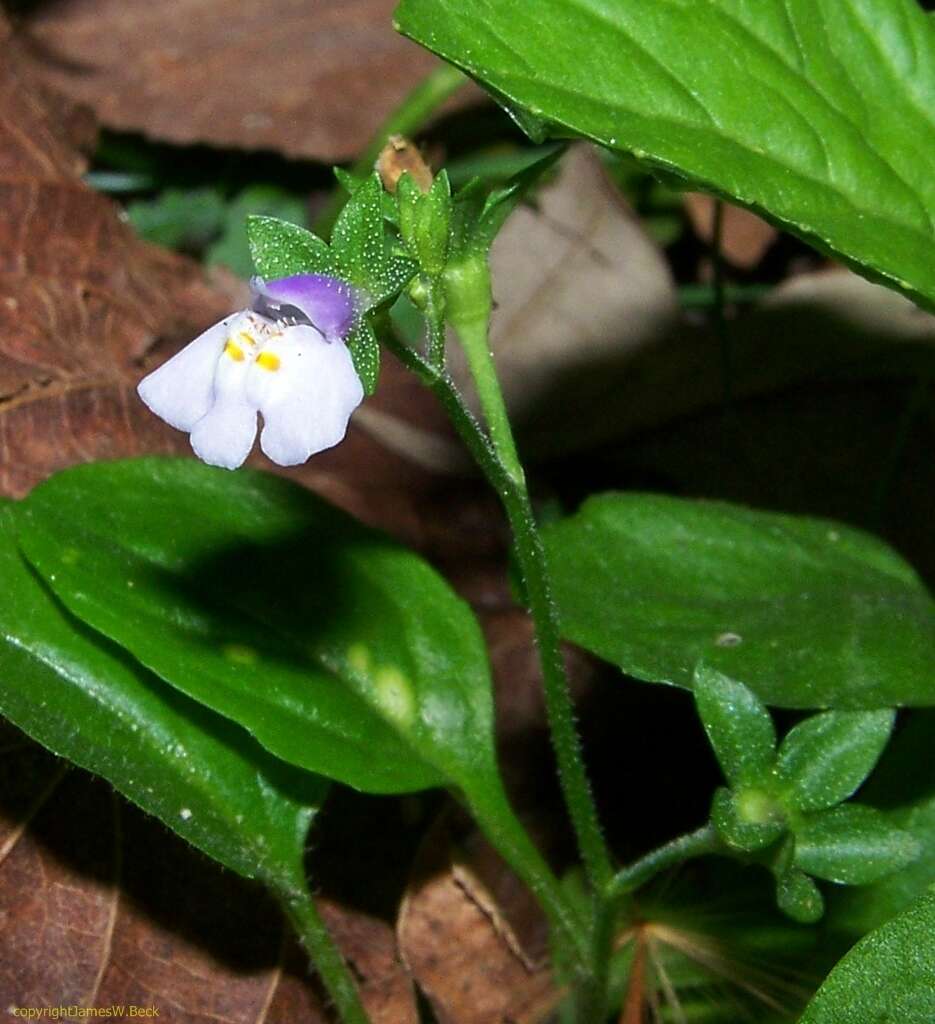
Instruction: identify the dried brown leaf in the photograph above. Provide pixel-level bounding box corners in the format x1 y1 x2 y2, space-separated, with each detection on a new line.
398 817 558 1024
0 20 237 497
16 0 468 162
0 736 417 1021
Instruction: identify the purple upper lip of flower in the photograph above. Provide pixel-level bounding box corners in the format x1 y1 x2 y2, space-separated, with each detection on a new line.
250 273 357 342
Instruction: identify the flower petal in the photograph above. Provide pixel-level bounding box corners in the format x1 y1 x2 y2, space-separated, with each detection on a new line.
189 318 259 470
247 325 363 467
190 400 258 470
137 313 239 431
251 274 357 341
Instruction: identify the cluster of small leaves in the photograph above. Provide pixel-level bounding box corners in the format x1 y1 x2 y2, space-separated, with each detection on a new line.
247 149 563 385
247 175 417 392
392 146 566 370
695 665 920 923
392 145 563 267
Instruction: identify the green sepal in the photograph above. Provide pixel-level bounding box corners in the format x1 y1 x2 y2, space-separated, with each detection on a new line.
333 167 368 195
346 319 381 395
467 145 563 254
417 170 453 274
711 786 785 853
775 869 825 924
331 174 418 303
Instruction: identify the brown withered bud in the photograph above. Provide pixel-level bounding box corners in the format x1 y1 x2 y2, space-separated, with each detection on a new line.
376 134 434 195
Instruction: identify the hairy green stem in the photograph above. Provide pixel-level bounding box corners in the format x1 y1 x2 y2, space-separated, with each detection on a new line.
381 327 614 978
498 481 613 893
606 824 723 902
315 64 466 237
576 896 618 1022
423 278 447 368
384 326 612 894
278 881 371 1024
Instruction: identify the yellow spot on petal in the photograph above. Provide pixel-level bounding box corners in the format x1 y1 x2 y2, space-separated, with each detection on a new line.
225 340 245 361
373 666 416 727
347 644 371 675
256 351 281 372
223 643 258 666
238 331 256 346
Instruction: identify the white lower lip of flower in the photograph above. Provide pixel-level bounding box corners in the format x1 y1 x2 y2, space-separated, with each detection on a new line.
138 310 364 470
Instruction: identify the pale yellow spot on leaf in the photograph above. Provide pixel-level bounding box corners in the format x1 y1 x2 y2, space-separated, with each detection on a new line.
347 644 371 675
223 643 258 666
373 666 416 727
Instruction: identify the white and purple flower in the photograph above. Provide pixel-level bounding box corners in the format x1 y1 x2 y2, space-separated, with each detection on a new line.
138 274 364 470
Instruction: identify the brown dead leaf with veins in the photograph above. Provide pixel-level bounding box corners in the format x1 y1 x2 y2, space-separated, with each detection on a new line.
0 732 417 1020
398 816 559 1024
14 0 468 162
0 14 236 499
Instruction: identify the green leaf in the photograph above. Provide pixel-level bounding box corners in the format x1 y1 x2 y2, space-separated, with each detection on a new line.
395 0 935 310
0 503 326 893
776 709 895 813
542 493 935 708
13 458 491 795
469 145 563 253
247 215 338 280
12 458 581 953
799 889 935 1024
694 664 776 787
794 804 920 885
